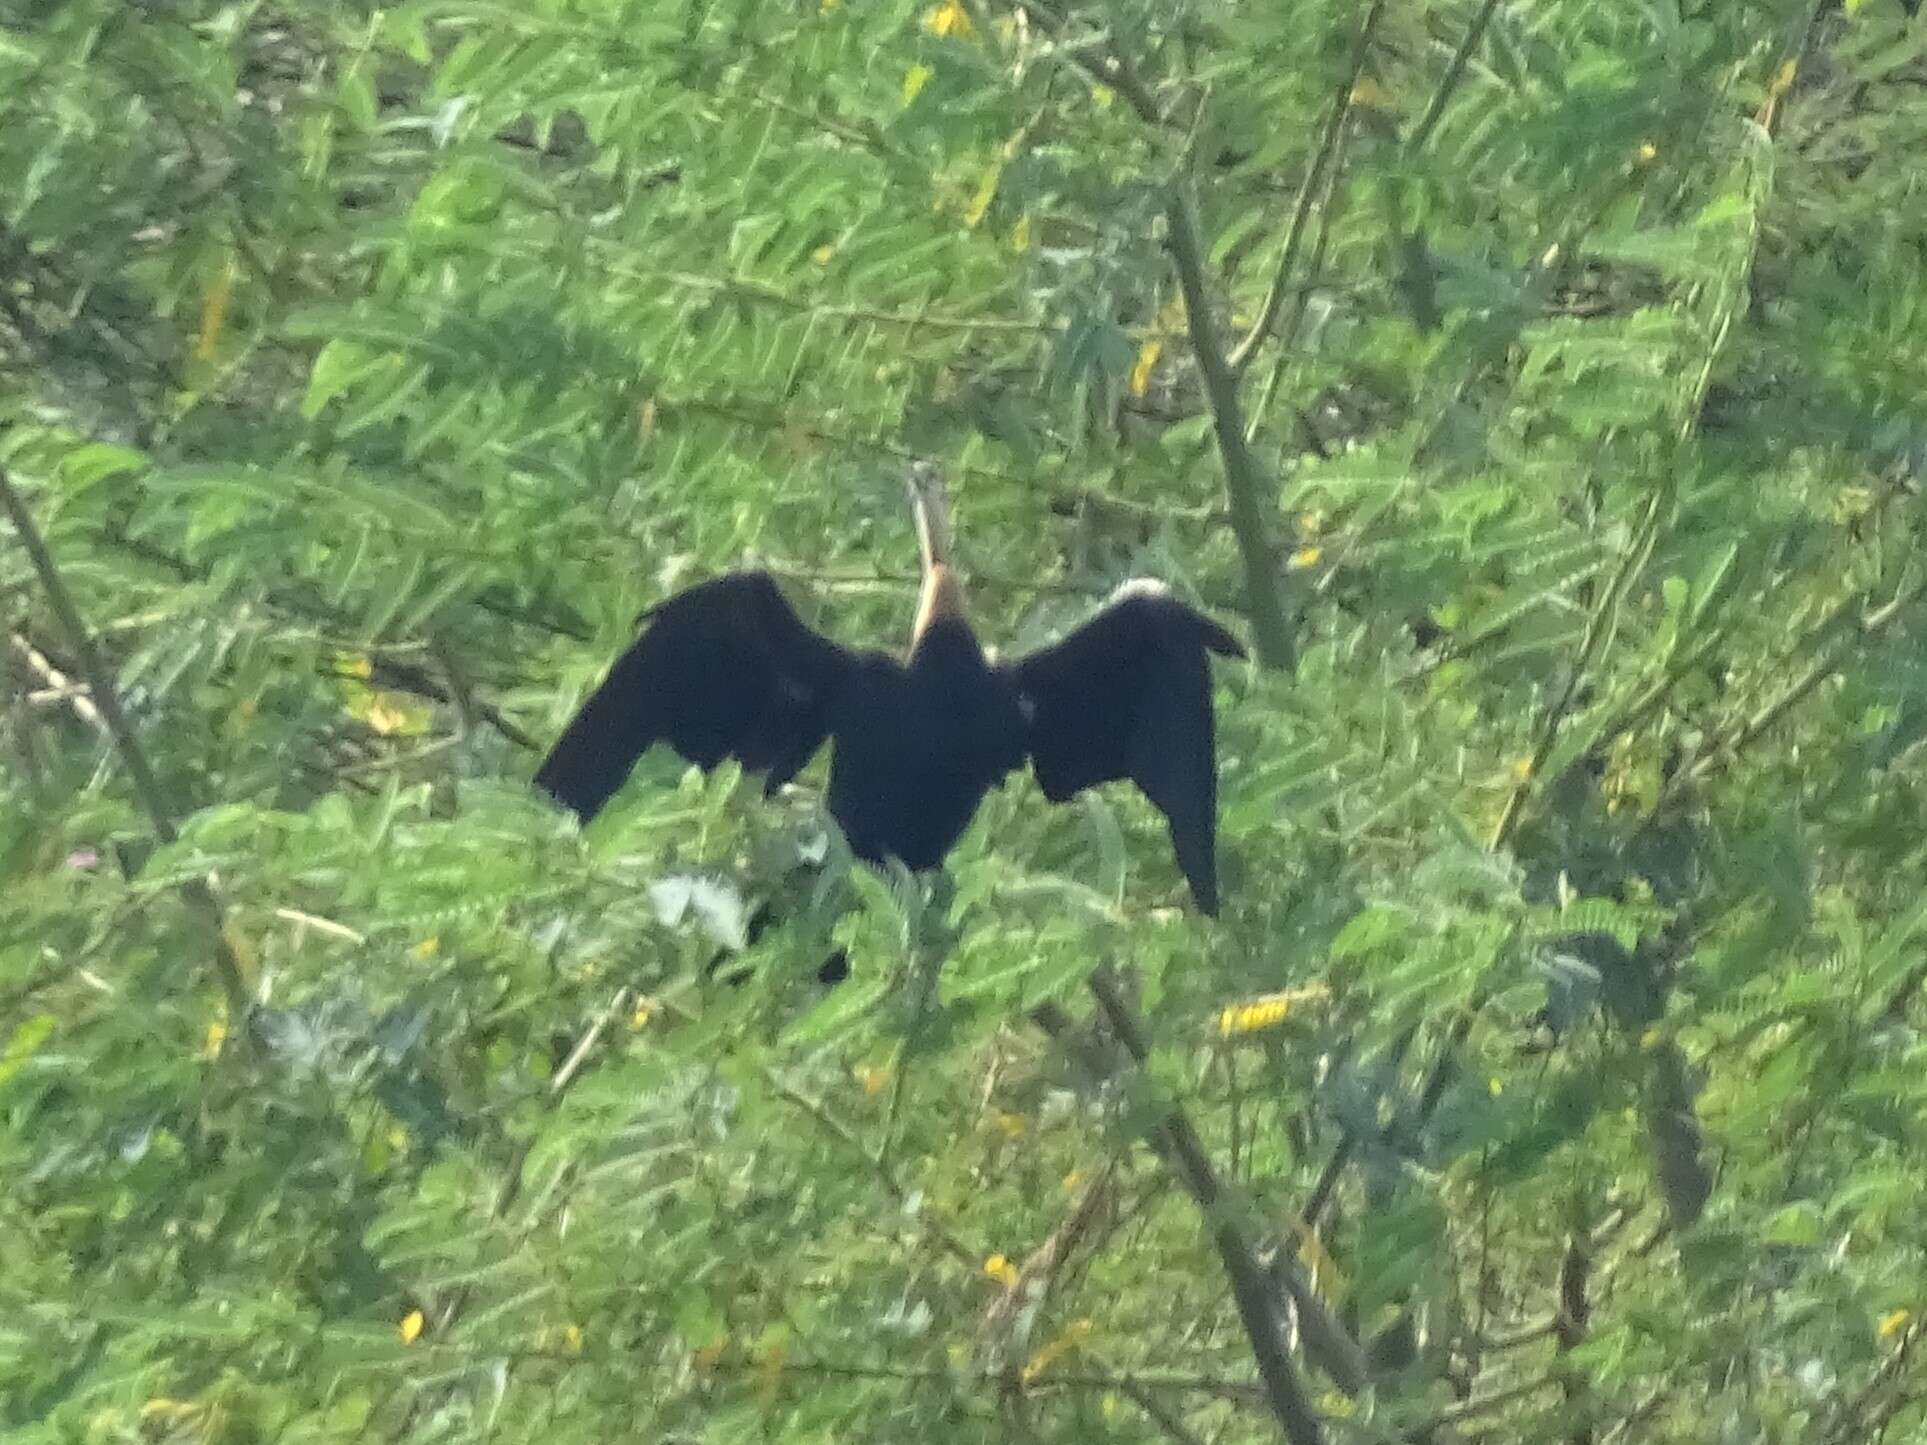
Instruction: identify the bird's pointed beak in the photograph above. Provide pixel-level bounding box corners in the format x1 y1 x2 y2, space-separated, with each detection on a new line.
906 461 953 571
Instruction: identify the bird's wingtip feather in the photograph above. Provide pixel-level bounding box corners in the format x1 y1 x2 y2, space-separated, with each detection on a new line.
1110 577 1245 659
1202 621 1246 659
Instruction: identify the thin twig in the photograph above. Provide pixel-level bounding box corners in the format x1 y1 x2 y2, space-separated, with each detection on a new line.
1 630 49 796
1019 1 1164 125
1672 572 1927 800
1302 1019 1420 1228
270 906 366 944
701 1354 1262 1401
765 1070 982 1268
550 987 630 1096
1406 0 1505 156
1489 486 1665 850
1431 1370 1561 1426
103 526 543 754
1122 1380 1213 1445
1275 1254 1370 1395
598 256 1058 336
9 632 105 731
435 984 639 1333
1824 1319 1922 1444
1245 116 1354 448
1227 0 1385 374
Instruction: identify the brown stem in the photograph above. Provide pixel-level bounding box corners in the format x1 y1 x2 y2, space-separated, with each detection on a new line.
1406 0 1506 156
0 463 252 1024
1048 969 1326 1445
1012 0 1294 670
1165 178 1296 670
1556 1227 1594 1445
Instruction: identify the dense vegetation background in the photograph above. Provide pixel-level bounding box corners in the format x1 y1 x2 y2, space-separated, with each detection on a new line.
5 0 1927 1440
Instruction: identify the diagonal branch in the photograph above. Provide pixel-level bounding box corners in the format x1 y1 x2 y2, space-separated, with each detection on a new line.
0 462 252 1024
1164 178 1296 671
1227 0 1386 375
1037 970 1326 1445
1406 0 1506 157
1670 571 1927 801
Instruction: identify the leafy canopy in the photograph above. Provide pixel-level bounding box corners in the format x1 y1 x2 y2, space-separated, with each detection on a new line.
4 0 1927 1441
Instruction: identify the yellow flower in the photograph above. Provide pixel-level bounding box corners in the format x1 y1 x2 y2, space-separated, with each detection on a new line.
963 161 1001 228
195 258 236 361
399 1309 425 1343
1021 1318 1092 1381
754 1339 787 1405
1349 77 1394 110
984 1254 1019 1287
362 692 430 737
1129 339 1162 398
1218 984 1331 1038
924 0 972 38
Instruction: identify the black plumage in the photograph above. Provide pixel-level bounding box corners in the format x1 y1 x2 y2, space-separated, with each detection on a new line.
534 466 1244 912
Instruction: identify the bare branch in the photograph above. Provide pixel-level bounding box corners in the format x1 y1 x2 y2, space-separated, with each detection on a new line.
1037 968 1326 1445
9 631 106 732
1406 0 1506 156
0 462 252 1025
1163 179 1296 670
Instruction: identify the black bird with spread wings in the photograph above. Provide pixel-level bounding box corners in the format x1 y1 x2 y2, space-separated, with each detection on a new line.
534 464 1245 911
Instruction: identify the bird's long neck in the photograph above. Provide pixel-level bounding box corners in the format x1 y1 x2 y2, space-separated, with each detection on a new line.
913 563 968 644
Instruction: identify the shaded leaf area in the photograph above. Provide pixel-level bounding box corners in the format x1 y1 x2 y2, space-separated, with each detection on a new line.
5 0 1927 1441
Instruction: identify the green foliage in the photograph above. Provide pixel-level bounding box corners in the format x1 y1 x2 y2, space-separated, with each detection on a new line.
5 0 1927 1440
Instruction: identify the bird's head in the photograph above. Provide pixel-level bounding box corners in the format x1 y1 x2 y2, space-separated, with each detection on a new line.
906 460 953 571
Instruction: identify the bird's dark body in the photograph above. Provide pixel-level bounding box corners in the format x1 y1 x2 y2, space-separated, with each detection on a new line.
827 617 1028 871
535 565 1243 914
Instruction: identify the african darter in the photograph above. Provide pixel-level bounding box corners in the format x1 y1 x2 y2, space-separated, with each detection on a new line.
534 463 1244 912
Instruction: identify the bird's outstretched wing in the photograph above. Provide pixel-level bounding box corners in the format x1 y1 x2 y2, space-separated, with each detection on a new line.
534 570 859 822
1007 581 1245 913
